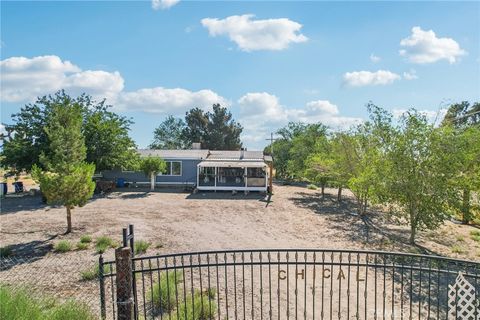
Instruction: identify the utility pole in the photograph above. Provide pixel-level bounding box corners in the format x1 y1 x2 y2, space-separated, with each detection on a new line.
265 133 278 194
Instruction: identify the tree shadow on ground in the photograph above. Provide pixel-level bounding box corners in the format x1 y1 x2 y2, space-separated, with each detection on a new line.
0 194 49 215
0 235 57 271
289 191 445 256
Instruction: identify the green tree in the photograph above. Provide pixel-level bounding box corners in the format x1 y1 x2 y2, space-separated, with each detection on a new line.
384 110 457 243
441 101 480 224
32 101 95 234
150 116 187 149
182 105 243 150
1 91 137 173
140 156 166 191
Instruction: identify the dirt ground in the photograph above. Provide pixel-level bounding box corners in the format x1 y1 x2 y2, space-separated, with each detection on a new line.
0 184 479 317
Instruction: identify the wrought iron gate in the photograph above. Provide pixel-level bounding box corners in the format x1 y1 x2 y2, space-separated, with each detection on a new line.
99 226 480 320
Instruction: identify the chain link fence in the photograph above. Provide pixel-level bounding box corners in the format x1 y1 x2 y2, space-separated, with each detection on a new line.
0 252 104 318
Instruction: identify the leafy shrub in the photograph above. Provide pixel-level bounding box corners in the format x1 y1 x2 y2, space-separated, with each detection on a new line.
80 264 111 281
54 240 73 253
171 289 217 320
307 184 317 190
76 242 89 250
80 235 92 243
451 244 465 254
135 240 150 254
470 230 480 242
0 285 96 320
0 246 13 258
149 271 183 313
456 235 465 242
95 236 117 254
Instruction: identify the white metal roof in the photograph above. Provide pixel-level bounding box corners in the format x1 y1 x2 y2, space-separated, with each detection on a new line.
198 161 267 168
137 149 209 159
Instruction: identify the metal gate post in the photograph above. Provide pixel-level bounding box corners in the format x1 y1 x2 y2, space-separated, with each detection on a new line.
99 255 106 320
115 247 133 320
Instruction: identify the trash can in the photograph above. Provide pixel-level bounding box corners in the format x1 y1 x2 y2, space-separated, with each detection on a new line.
13 181 24 193
0 182 7 196
116 178 125 188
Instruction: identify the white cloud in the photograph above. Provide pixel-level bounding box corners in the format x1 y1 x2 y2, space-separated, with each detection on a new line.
201 14 308 51
343 70 401 87
237 93 361 143
403 69 418 80
117 87 229 115
370 54 381 63
151 0 180 10
399 27 466 64
0 55 124 102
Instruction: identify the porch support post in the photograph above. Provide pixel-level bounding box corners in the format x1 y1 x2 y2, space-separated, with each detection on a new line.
268 163 273 193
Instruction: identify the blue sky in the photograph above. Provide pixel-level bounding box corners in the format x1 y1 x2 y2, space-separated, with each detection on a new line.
1 1 479 150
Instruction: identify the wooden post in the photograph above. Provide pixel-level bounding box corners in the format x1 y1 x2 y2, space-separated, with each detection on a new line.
115 247 133 320
269 162 273 193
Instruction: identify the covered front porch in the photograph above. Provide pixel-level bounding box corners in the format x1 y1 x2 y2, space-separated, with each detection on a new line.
197 161 268 191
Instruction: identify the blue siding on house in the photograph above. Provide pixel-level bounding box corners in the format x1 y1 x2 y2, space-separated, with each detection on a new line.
102 159 200 185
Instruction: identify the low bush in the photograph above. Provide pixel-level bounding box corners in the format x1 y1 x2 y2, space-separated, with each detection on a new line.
80 235 92 243
80 264 111 281
451 244 465 254
307 184 317 190
0 246 13 258
95 236 117 254
470 230 480 242
0 285 96 320
54 240 73 253
76 242 89 250
456 235 465 242
135 240 151 254
149 271 183 313
171 289 217 320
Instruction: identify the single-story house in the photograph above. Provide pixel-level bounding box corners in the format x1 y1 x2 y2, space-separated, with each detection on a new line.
101 148 273 192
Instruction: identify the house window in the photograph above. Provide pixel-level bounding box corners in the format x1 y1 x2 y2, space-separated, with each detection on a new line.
162 161 182 176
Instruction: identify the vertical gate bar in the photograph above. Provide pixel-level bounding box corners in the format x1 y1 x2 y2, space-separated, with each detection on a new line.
474 263 479 320
157 258 163 320
148 259 154 320
365 253 369 320
173 257 180 320
383 254 386 320
99 255 106 320
233 253 238 320
165 257 172 320
409 257 413 320
268 252 272 320
321 252 325 320
224 253 229 320
295 251 298 320
260 252 264 320
355 253 360 320
250 252 254 320
338 252 342 320
427 259 431 319
392 255 395 320
111 266 116 319
436 261 440 320
140 260 147 319
347 253 351 320
242 252 246 320
207 254 213 320
181 256 188 320
277 251 281 320
286 252 290 320
190 255 195 320
374 254 378 320
214 254 220 320
312 252 316 320
330 252 334 320
418 257 422 320
304 251 307 320
198 254 205 320
400 258 404 320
